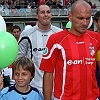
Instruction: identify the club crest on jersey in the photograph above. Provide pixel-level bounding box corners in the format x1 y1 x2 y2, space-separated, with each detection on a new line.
43 47 48 55
89 43 95 56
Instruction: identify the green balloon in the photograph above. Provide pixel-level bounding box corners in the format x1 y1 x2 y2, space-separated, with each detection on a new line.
0 31 18 69
66 21 72 29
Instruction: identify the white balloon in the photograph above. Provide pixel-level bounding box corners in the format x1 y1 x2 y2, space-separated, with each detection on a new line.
0 15 6 31
25 25 32 30
87 16 93 29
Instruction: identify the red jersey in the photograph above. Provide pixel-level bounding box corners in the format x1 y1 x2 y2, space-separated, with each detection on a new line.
40 29 100 100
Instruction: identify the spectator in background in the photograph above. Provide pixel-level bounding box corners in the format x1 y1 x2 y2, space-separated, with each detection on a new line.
3 0 9 16
45 0 53 7
27 2 31 8
64 0 70 9
87 0 92 7
15 0 21 9
70 0 74 4
57 0 64 9
91 3 97 9
51 0 57 8
94 10 100 100
31 1 37 8
9 0 15 9
0 2 3 14
38 0 45 5
33 0 39 6
12 25 21 42
64 0 69 5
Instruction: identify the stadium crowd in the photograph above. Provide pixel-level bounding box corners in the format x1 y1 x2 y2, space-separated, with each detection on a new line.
0 0 96 9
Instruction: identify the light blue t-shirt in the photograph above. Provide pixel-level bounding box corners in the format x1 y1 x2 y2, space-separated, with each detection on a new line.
0 85 43 100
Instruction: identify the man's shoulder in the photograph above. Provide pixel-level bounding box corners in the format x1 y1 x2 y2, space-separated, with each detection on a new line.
86 30 99 34
20 25 37 37
49 29 69 40
86 30 100 42
51 25 63 33
53 29 68 35
86 30 100 37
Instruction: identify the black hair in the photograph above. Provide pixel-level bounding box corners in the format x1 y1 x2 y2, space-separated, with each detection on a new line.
94 10 100 22
11 25 21 32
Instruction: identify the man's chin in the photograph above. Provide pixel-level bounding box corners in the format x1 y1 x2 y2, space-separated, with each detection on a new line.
80 29 87 34
43 21 50 26
43 24 50 26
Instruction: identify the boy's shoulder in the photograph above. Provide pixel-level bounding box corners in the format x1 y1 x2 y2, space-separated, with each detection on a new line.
30 86 44 99
31 86 39 93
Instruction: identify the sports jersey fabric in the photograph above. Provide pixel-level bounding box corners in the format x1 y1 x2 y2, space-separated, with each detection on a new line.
40 29 100 100
0 85 43 100
18 24 62 92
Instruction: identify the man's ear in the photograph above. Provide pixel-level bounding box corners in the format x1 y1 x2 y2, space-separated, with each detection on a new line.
36 14 38 20
68 13 72 22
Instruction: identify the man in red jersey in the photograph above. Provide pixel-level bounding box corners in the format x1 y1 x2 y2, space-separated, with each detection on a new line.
40 0 100 100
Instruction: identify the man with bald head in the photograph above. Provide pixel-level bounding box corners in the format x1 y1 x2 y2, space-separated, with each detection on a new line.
40 0 100 100
18 4 62 95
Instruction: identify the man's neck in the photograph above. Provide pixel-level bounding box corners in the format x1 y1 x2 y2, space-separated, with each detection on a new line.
38 24 51 30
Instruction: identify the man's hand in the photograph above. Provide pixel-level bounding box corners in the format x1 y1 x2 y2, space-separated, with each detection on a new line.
0 76 3 90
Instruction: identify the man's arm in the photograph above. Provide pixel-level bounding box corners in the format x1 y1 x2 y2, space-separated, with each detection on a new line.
43 72 53 100
18 30 30 58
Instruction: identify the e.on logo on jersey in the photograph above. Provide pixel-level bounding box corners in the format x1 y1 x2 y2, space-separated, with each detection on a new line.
67 57 95 65
67 60 82 65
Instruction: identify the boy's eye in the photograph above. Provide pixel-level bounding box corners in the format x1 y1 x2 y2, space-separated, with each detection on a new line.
15 73 19 76
23 73 27 75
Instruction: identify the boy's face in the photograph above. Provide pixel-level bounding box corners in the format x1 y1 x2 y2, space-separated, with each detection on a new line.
13 66 32 87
